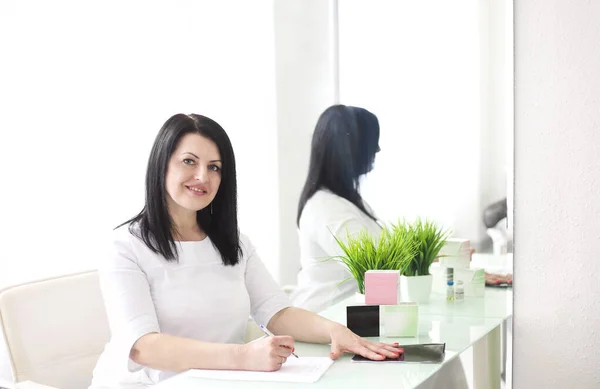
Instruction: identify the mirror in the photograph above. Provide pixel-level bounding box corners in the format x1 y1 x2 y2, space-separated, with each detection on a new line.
274 0 514 285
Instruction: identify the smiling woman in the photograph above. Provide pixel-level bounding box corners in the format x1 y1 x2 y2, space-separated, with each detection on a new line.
88 113 401 388
118 114 240 265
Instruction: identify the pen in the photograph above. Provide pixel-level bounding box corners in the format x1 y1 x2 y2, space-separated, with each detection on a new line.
259 324 299 358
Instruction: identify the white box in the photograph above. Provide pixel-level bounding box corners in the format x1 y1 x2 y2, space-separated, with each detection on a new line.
439 238 471 269
455 268 485 297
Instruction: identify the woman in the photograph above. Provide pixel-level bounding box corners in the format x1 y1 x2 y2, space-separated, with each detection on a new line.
90 114 400 388
292 105 382 313
292 106 511 314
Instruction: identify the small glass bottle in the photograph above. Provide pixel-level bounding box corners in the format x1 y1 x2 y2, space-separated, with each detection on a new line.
446 281 455 302
455 280 465 303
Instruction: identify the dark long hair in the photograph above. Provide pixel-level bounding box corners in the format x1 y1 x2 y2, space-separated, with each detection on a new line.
297 105 380 225
119 113 242 266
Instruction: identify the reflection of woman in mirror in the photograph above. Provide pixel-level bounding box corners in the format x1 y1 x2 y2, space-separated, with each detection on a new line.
292 105 511 313
90 113 401 387
292 105 382 313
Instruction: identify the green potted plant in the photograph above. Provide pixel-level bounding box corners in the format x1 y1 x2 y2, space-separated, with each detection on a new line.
393 218 450 303
333 227 415 302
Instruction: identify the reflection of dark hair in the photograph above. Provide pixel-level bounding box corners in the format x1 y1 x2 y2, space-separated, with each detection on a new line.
118 114 242 266
483 198 508 228
297 105 380 225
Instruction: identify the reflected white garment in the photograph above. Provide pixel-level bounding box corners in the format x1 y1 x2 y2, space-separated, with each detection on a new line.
291 190 382 313
90 225 290 389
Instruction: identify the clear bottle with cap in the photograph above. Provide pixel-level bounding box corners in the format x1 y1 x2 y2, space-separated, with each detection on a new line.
446 281 455 302
455 280 465 303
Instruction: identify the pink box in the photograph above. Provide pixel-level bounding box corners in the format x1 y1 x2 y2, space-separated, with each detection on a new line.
365 270 401 305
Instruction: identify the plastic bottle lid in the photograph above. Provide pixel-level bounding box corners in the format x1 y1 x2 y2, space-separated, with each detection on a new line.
447 281 454 286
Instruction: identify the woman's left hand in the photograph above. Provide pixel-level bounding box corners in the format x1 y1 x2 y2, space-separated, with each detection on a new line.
327 323 402 360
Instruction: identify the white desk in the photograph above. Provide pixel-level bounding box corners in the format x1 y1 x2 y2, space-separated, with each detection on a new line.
156 288 512 389
323 288 512 322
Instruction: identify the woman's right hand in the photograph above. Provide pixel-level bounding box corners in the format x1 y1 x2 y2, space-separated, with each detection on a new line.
239 335 295 371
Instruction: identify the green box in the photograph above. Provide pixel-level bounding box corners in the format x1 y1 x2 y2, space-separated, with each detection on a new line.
381 303 419 337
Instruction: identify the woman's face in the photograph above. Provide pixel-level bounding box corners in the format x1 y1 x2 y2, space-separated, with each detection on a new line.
165 133 222 214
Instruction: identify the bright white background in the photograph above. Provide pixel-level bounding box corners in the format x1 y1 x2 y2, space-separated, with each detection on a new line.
338 0 513 244
0 0 280 288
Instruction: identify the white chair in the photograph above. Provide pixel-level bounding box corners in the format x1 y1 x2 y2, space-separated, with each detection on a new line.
0 271 110 389
0 271 275 389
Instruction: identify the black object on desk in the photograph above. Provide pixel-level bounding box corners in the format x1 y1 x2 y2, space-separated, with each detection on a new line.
352 343 446 363
486 283 512 288
346 305 380 337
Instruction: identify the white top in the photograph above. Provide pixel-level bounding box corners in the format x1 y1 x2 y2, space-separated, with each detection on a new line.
90 225 291 389
291 190 382 313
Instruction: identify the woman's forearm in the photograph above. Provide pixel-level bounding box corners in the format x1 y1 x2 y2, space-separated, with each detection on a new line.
267 307 342 344
131 333 245 372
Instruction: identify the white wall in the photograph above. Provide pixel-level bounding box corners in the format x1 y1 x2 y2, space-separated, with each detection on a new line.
337 0 512 249
0 0 279 383
514 1 600 388
273 0 337 285
0 0 279 285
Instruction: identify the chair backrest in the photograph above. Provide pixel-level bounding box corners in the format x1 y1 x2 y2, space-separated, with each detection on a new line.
0 271 110 389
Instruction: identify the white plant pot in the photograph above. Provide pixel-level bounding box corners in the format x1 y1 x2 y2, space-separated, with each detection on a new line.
400 275 433 304
355 292 366 304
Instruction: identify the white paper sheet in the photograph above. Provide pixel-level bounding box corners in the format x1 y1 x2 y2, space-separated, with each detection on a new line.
188 357 334 383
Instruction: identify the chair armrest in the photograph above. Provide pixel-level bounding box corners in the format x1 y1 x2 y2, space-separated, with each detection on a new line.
15 381 60 389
